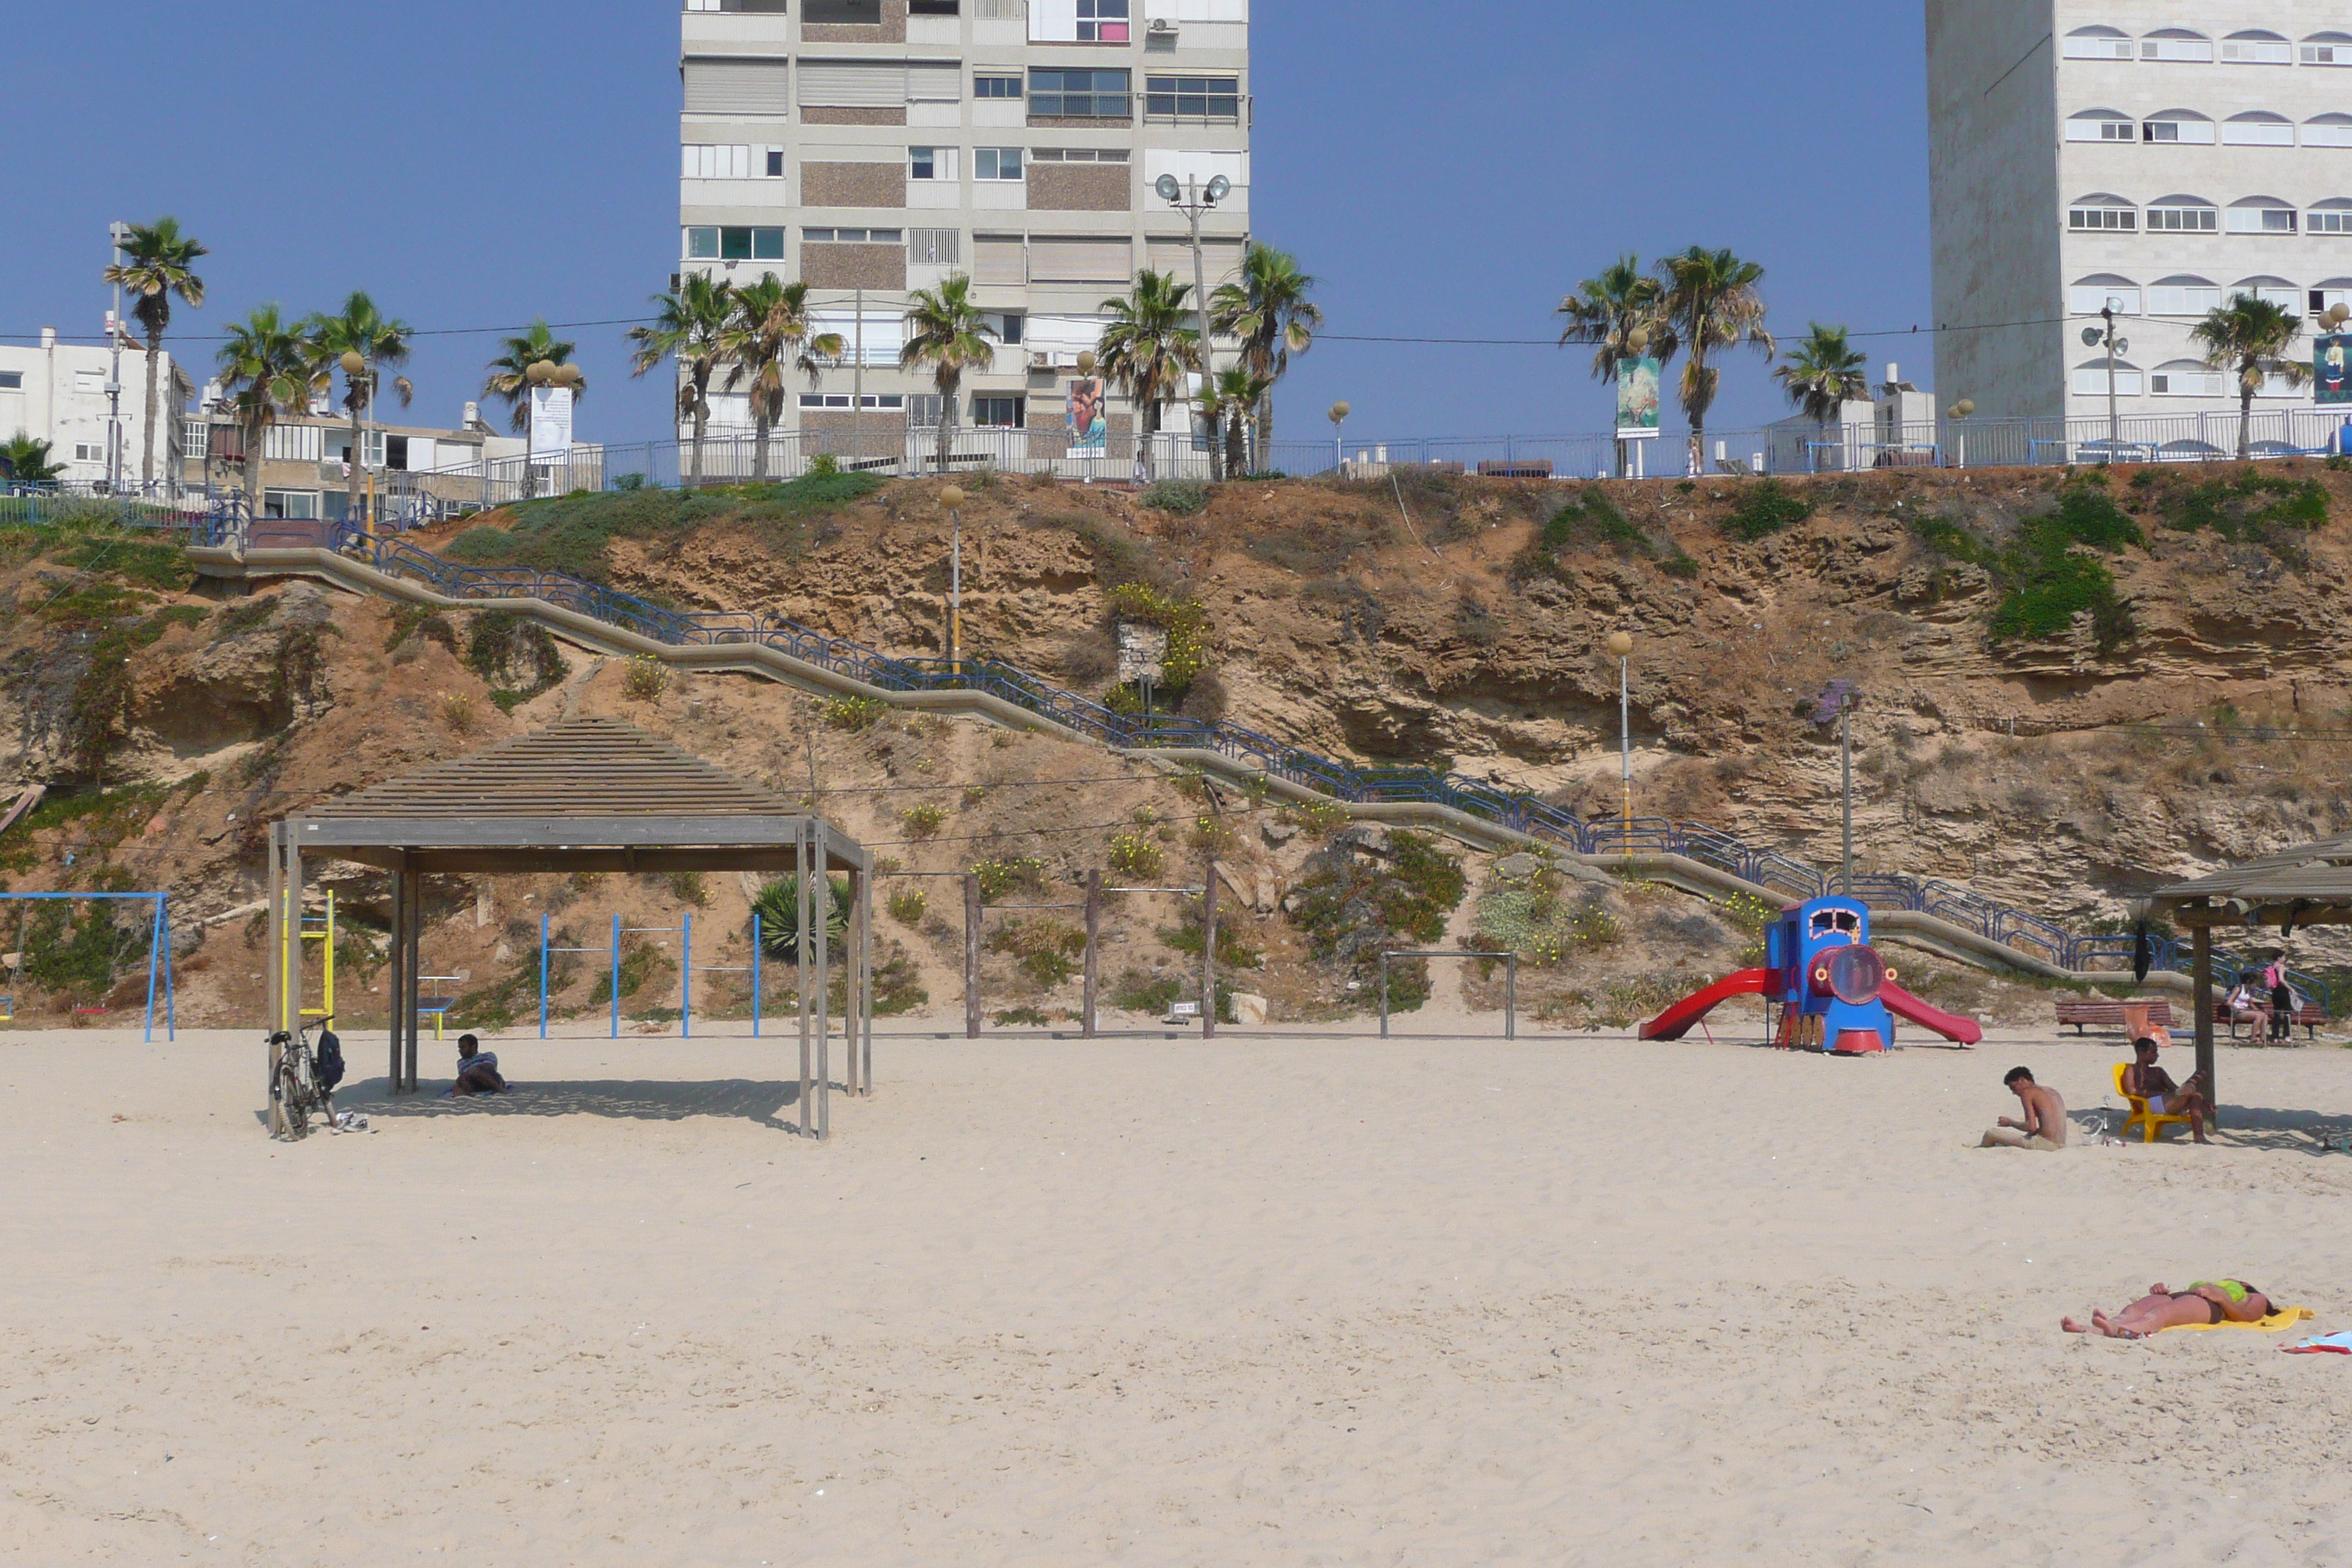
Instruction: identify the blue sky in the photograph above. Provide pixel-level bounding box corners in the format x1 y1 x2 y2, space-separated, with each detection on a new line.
6 1 1931 448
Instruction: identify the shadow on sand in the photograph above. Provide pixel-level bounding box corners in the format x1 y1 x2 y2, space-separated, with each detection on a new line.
327 1075 810 1129
2206 1103 2352 1157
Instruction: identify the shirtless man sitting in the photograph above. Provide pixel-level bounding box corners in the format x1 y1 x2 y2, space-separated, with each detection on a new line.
1981 1066 2068 1150
2125 1035 2211 1143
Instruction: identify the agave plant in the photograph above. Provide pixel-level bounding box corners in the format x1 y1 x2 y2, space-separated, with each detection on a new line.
751 874 852 962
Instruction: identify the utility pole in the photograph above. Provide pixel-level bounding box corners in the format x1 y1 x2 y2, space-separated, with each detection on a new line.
1607 630 1635 853
1156 173 1232 481
851 285 864 470
2100 304 2123 461
1840 690 1856 897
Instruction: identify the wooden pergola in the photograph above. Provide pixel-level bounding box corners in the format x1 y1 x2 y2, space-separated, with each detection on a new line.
263 718 872 1139
2152 830 2352 1126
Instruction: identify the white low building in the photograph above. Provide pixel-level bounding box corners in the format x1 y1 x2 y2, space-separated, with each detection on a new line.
0 326 186 491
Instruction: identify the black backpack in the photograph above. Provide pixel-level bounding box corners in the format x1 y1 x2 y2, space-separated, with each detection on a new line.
314 1028 346 1090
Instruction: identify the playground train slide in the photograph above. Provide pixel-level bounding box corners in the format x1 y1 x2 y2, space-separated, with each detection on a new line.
1639 895 1985 1053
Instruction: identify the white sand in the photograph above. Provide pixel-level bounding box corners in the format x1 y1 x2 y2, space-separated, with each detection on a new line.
4 1019 2352 1565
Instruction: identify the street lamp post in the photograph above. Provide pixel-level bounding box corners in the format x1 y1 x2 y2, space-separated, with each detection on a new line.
1329 401 1350 475
1618 325 1651 480
106 220 131 496
1607 630 1634 855
2089 308 2127 461
1945 397 1975 470
1156 173 1232 481
1839 687 1858 896
941 483 966 676
339 350 372 536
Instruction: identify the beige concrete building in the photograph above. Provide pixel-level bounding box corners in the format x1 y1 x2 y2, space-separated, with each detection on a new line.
1930 1 2352 448
677 0 1251 452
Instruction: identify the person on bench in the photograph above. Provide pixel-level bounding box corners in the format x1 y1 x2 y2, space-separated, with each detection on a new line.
2124 1036 2209 1143
2065 1280 2272 1338
1981 1066 2068 1150
448 1033 508 1096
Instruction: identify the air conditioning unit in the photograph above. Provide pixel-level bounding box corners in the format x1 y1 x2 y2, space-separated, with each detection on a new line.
1030 352 1054 371
1147 17 1175 31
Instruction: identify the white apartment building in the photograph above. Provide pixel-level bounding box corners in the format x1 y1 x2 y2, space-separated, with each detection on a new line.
677 0 1250 449
1929 1 2352 446
0 328 186 490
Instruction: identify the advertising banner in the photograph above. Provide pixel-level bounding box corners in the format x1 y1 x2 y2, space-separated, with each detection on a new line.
529 386 574 458
1066 377 1107 451
2317 335 2352 405
1615 356 1662 440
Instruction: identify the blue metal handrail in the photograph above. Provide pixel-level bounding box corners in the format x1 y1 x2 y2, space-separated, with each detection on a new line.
186 514 2330 998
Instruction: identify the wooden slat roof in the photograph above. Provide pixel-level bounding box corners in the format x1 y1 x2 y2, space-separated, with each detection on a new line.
2155 832 2352 905
309 717 799 821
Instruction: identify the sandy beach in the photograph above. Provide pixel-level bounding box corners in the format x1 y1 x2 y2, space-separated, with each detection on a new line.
4 1017 2351 1565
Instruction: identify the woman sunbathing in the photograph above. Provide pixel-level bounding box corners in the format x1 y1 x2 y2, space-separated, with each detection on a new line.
2064 1280 2271 1338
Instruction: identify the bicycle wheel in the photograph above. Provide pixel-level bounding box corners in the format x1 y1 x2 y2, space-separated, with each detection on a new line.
276 1059 310 1139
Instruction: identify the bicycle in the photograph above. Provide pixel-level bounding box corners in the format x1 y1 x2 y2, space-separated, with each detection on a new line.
268 1014 343 1139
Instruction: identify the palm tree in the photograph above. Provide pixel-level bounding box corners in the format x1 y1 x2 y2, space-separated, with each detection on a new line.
1210 243 1321 469
1657 246 1776 477
1772 323 1872 469
721 275 844 482
2192 294 2310 459
1210 366 1272 478
1 434 66 487
1097 270 1199 479
304 292 415 524
627 274 733 486
482 320 584 434
1556 255 1675 478
898 275 998 475
102 217 208 492
214 305 317 511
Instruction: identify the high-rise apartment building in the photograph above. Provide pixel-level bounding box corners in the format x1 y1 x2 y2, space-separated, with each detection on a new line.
1929 1 2352 445
676 0 1250 455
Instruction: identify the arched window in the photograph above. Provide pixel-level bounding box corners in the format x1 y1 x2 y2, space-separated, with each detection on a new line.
2220 29 2292 64
2310 276 2352 314
2229 274 2301 309
2306 113 2352 148
2310 202 2352 237
2068 194 2137 233
2301 31 2352 66
2070 274 2141 314
2066 108 2136 143
2144 109 2215 144
2227 199 2297 235
2074 358 2144 396
2063 25 2135 60
2150 360 2228 397
2146 195 2218 233
2148 275 2223 314
2223 111 2295 146
2140 28 2212 62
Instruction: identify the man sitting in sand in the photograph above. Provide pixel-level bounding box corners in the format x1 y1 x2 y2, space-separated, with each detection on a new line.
1980 1066 2066 1149
2064 1280 2272 1338
448 1034 508 1097
2124 1036 2210 1143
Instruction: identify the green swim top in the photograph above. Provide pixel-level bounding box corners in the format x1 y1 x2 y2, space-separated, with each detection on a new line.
2190 1279 2254 1303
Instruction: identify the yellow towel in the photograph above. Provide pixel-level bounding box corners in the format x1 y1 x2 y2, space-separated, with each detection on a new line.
2160 1305 2314 1334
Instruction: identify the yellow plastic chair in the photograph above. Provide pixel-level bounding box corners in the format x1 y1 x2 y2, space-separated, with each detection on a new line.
2114 1061 2195 1143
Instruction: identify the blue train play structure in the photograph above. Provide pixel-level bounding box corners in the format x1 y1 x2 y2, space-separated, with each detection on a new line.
1639 895 1983 1052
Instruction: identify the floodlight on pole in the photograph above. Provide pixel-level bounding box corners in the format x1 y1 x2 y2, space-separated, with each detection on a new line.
940 484 967 674
1329 401 1350 471
1158 171 1229 479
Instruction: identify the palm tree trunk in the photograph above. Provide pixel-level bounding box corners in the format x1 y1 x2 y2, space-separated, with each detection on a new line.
936 377 957 474
244 423 265 525
349 396 365 528
2239 380 2255 461
753 406 772 483
690 406 706 488
1224 408 1245 476
1257 393 1275 473
140 326 164 493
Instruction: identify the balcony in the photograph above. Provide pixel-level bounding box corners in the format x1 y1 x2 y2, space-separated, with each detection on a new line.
1143 94 1250 128
1028 91 1133 125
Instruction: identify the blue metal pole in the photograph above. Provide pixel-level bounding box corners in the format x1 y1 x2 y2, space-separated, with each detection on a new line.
682 912 692 1039
143 896 160 1044
539 913 549 1039
752 911 761 1039
611 913 622 1039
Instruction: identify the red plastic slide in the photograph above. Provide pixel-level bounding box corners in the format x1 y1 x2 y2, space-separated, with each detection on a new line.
1637 969 1772 1041
1880 981 1984 1046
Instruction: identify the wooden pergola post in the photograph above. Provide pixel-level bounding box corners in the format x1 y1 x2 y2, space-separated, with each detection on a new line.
1082 870 1101 1039
402 861 421 1093
964 873 982 1040
2193 920 2216 1130
386 864 407 1091
797 821 813 1138
814 823 831 1142
1202 852 1218 1040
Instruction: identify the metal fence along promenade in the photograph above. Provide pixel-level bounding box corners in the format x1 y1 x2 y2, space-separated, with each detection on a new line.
197 500 2327 1009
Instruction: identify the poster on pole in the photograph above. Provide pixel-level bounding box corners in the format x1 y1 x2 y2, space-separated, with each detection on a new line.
2316 335 2352 405
529 386 575 457
1615 356 1662 440
1066 377 1107 451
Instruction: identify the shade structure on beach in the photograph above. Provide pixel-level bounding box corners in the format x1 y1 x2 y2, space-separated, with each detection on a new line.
263 717 872 1139
2151 832 2352 1126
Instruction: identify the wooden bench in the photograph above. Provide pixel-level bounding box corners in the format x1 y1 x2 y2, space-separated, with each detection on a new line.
1474 460 1553 479
2054 999 2173 1036
2215 1001 2331 1042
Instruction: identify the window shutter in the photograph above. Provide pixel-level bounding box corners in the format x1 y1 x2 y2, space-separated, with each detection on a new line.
799 60 909 106
908 227 962 265
684 58 793 114
905 61 964 102
1030 0 1080 42
1030 238 1133 283
1146 236 1244 284
974 236 1029 285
